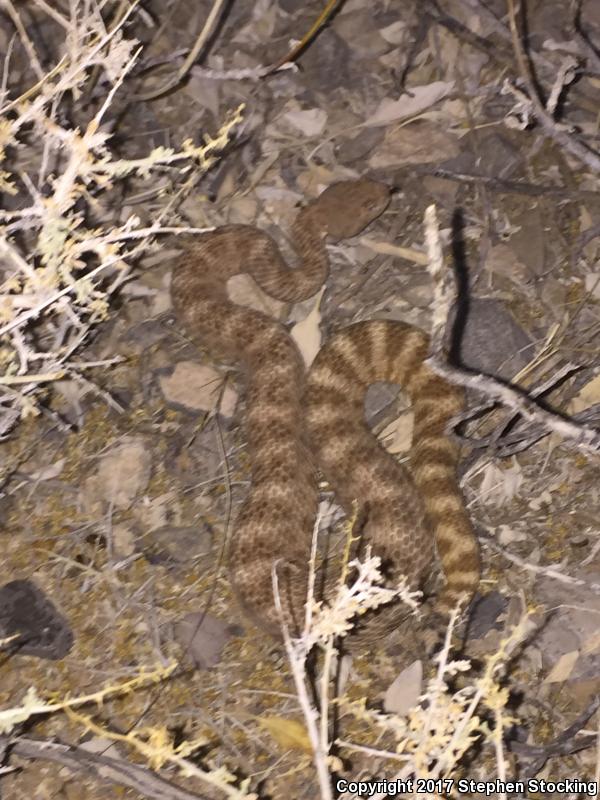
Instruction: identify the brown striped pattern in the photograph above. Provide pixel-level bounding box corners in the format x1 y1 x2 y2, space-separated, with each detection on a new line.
170 180 478 637
306 320 479 616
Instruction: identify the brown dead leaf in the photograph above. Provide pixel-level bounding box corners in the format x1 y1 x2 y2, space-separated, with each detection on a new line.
232 0 277 43
582 630 600 656
255 716 312 753
283 107 328 137
366 81 455 127
380 411 413 454
227 195 258 224
544 649 580 684
585 273 600 300
370 121 459 168
569 374 600 414
479 460 523 505
379 20 407 45
296 165 340 196
291 287 325 367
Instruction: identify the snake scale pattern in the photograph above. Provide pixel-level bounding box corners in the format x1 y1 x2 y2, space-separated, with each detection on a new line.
171 179 479 638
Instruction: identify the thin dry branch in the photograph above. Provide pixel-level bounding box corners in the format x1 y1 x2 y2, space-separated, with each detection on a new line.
272 550 334 800
423 205 600 454
137 0 344 95
266 0 343 74
509 696 600 779
138 0 230 100
6 736 210 800
571 0 600 74
0 0 44 80
0 1 243 435
480 528 600 595
506 0 600 173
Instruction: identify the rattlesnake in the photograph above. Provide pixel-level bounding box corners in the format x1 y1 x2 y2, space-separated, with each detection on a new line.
171 179 479 638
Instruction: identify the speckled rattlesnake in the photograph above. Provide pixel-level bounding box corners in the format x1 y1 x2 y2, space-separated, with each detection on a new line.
171 179 479 638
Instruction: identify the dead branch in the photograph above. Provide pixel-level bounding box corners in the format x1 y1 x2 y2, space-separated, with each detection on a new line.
423 205 600 454
4 736 209 800
508 696 600 779
506 0 600 173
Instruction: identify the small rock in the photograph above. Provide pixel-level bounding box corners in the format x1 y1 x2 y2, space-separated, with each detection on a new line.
535 570 600 682
467 592 508 640
370 121 460 168
83 437 152 512
452 298 534 380
144 524 213 566
172 612 243 669
337 127 386 165
334 10 391 58
0 580 73 659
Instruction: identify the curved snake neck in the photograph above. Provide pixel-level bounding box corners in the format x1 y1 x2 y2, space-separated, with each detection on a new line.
171 180 479 638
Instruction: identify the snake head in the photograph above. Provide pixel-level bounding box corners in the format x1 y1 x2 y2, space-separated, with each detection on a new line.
316 179 391 241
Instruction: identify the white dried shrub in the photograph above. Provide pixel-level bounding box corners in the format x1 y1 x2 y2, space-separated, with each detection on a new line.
0 1 241 435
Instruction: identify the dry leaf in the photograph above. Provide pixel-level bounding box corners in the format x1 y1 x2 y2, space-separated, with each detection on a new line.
296 165 340 196
569 374 600 414
544 649 579 683
284 108 328 137
232 0 276 42
370 121 459 168
479 460 523 505
291 287 325 367
160 361 237 416
379 20 407 45
227 273 285 318
582 631 600 656
384 660 422 715
528 490 552 511
27 458 65 481
227 195 258 224
380 411 413 454
497 524 527 545
255 716 312 753
366 81 455 127
361 237 428 265
584 273 600 300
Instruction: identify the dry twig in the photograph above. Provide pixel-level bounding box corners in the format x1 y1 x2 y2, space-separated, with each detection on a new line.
423 205 600 454
138 0 230 99
5 736 209 800
506 0 600 173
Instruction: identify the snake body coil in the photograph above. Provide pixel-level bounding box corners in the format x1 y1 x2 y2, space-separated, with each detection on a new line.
171 180 479 636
